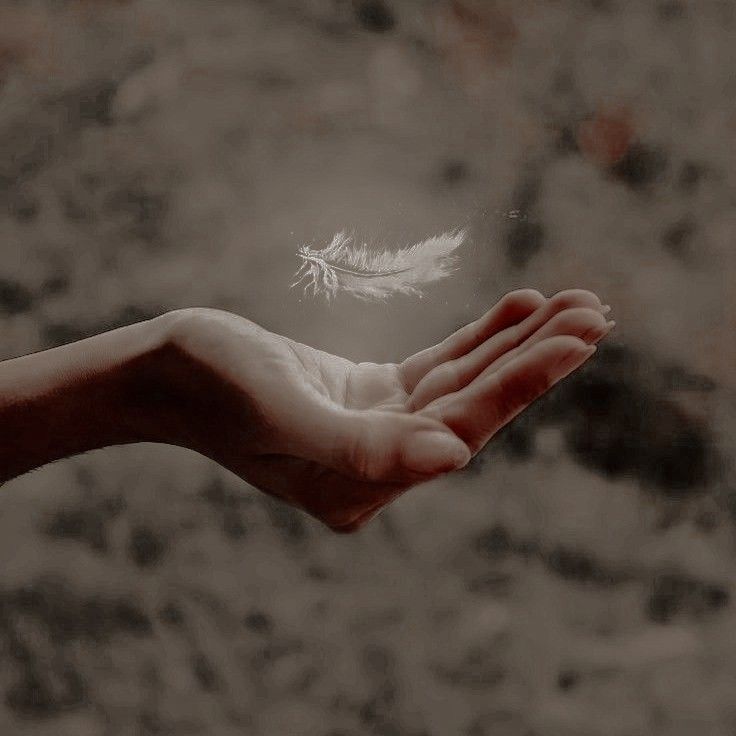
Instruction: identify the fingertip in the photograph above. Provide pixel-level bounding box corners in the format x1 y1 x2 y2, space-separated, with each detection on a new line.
514 335 595 380
520 287 547 303
554 340 596 377
495 288 547 318
402 430 471 475
549 289 604 312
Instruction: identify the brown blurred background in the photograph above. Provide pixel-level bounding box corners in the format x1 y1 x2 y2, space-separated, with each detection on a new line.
1 0 735 734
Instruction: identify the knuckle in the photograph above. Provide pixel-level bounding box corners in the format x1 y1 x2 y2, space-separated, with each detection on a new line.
506 322 526 347
346 440 372 481
343 429 390 483
492 377 520 420
504 288 532 304
438 362 461 391
336 419 377 481
466 324 486 345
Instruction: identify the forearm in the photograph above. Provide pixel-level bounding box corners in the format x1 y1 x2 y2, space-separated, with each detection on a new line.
0 313 189 483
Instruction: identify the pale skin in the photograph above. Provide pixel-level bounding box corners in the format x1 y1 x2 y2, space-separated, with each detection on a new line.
0 289 614 533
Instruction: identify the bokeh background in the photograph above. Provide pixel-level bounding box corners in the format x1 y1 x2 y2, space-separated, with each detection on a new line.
1 0 735 734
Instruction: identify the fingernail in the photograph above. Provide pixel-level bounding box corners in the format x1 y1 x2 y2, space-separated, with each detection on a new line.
606 320 616 330
601 304 612 314
402 431 470 474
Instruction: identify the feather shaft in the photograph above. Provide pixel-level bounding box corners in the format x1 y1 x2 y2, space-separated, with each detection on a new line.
292 229 465 300
297 253 412 279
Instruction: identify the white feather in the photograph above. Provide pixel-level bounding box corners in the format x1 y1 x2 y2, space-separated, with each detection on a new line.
291 229 466 301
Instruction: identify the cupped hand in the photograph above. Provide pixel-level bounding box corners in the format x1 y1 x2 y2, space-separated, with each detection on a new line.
165 289 614 532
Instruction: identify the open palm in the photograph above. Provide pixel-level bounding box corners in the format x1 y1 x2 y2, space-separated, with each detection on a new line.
169 289 613 532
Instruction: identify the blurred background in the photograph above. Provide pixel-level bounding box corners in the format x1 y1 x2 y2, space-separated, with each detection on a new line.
0 0 735 733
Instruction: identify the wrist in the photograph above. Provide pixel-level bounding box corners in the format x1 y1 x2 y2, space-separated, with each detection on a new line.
0 312 189 482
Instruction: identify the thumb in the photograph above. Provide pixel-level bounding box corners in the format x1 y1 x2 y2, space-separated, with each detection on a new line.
400 430 471 475
315 410 470 482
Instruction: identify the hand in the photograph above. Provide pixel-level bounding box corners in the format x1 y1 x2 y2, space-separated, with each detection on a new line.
165 289 614 532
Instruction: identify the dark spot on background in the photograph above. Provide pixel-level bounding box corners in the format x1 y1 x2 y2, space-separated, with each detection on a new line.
306 564 333 580
647 573 697 623
42 322 88 347
506 219 545 269
262 499 308 545
476 343 720 524
6 192 39 222
678 161 705 192
695 509 719 533
113 600 152 635
662 219 694 260
0 279 33 315
646 573 729 623
191 652 219 692
545 546 626 586
702 585 730 611
557 670 580 691
358 681 398 730
60 191 94 223
200 479 251 539
5 666 87 718
589 0 617 11
105 185 168 244
659 365 716 393
362 644 393 677
0 122 54 191
440 159 469 185
223 513 247 540
555 124 579 155
41 272 69 296
516 539 540 558
552 69 575 95
563 375 711 494
243 610 273 634
431 647 506 688
0 575 151 654
378 511 413 559
74 79 118 126
496 415 536 461
504 175 545 268
43 507 108 553
473 525 513 560
128 526 167 568
138 710 167 735
520 342 719 498
609 143 668 189
466 571 513 597
200 478 248 508
355 0 396 32
657 0 685 19
159 602 185 627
